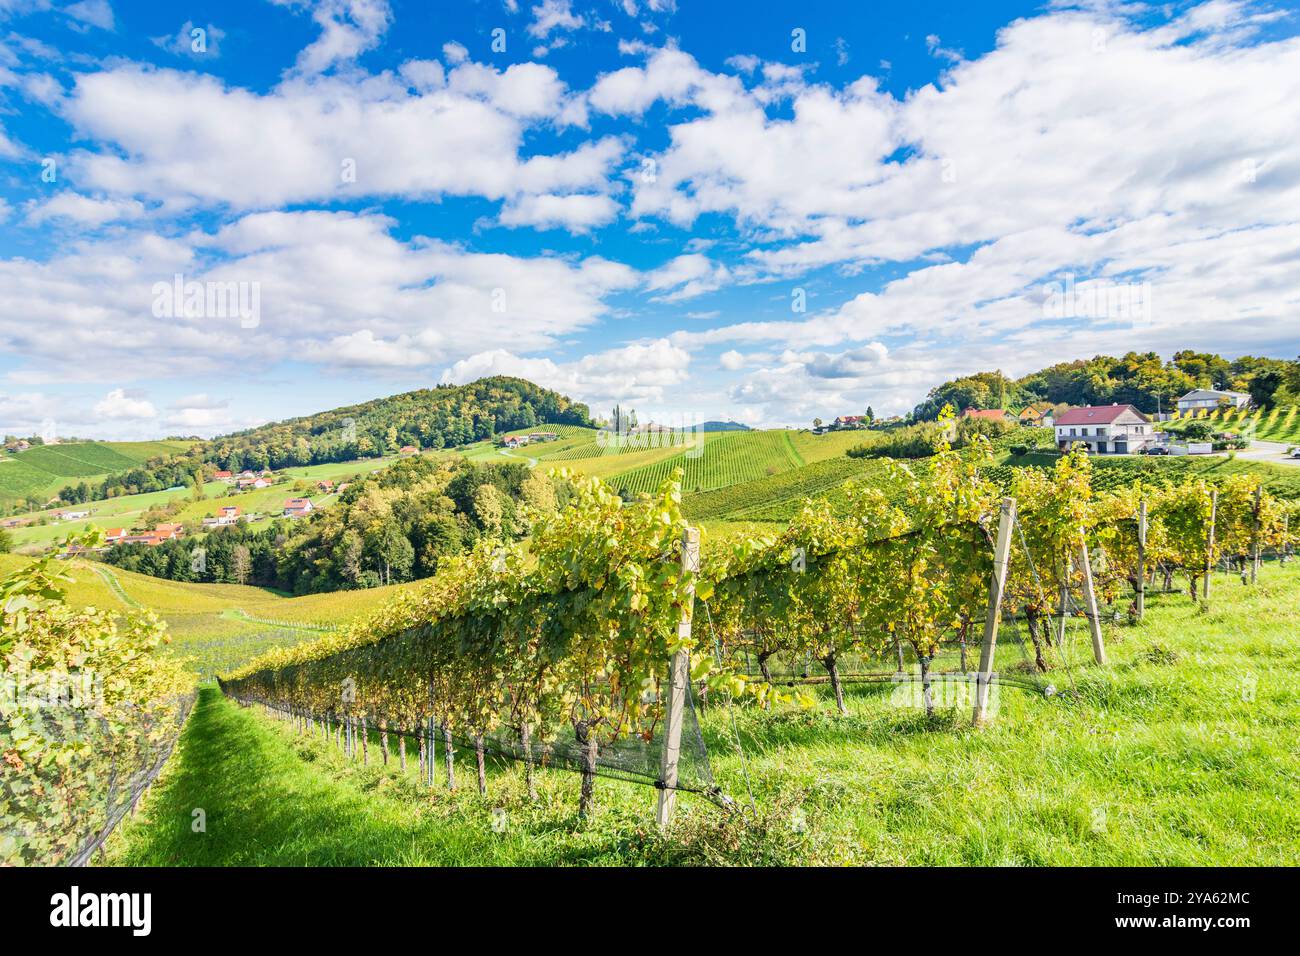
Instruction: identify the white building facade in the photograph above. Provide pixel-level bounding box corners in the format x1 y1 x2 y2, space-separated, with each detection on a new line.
1054 404 1159 454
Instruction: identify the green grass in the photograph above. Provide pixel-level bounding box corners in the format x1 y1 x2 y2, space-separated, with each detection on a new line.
108 564 1300 865
0 440 194 507
5 455 401 552
607 431 805 496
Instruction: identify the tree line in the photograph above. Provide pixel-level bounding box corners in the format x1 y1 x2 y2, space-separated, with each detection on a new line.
102 456 571 594
911 351 1300 421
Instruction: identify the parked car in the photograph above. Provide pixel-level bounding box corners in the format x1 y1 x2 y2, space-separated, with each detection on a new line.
1291 449 1300 459
1141 446 1170 456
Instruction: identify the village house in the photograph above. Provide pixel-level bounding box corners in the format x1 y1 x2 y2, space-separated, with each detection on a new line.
213 470 233 482
961 408 1012 423
237 476 271 490
317 479 335 491
1017 403 1057 427
399 445 419 456
56 509 91 521
119 526 179 546
832 415 867 430
503 435 528 448
1054 404 1159 454
202 506 241 529
528 432 559 442
1175 388 1251 414
104 528 126 543
283 498 314 518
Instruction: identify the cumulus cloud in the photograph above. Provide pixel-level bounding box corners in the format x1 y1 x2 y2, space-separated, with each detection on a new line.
0 210 638 380
61 60 619 223
94 387 156 420
443 338 691 407
25 192 144 226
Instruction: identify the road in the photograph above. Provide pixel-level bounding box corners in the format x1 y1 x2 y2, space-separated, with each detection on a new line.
1238 440 1300 468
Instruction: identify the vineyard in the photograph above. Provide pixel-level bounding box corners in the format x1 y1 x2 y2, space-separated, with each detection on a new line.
1171 403 1300 443
0 440 193 508
215 438 1298 834
7 426 1300 866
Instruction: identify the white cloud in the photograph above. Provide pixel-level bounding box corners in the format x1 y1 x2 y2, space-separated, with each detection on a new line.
443 338 690 407
0 210 638 380
94 387 156 420
25 192 144 226
61 62 619 224
528 0 583 39
497 192 619 232
65 0 113 31
645 253 730 301
285 0 392 76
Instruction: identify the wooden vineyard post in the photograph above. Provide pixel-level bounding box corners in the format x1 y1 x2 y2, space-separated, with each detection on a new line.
1283 512 1291 567
1136 499 1148 622
1251 485 1262 584
1078 527 1107 666
426 678 436 789
1204 489 1218 604
657 525 699 829
973 497 1015 727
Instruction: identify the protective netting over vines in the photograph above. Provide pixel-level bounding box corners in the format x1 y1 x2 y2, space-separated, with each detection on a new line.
219 434 1298 806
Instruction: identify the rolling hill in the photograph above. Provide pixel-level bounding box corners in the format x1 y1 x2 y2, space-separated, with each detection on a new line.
0 440 193 510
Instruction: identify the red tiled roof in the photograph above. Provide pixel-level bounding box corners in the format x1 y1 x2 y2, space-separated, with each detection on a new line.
962 409 1008 421
1054 404 1147 426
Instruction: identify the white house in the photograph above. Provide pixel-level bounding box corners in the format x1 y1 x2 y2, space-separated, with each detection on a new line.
1175 389 1250 414
1054 404 1159 454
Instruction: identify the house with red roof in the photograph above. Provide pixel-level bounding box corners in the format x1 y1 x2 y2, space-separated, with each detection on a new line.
962 408 1012 423
399 445 418 456
283 498 314 518
104 528 126 543
1054 404 1157 454
213 470 233 481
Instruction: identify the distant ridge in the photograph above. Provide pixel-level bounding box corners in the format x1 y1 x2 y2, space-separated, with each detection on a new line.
698 420 751 432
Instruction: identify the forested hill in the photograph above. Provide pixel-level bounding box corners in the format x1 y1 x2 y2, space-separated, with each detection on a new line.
208 377 590 471
62 377 590 502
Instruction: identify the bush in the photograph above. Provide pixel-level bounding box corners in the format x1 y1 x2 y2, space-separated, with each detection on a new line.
1010 444 1029 457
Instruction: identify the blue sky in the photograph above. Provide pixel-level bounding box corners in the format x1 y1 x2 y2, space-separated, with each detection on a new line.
1 0 1299 439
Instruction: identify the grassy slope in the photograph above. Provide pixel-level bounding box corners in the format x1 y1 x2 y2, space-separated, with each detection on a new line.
7 455 400 552
0 440 193 506
109 564 1300 866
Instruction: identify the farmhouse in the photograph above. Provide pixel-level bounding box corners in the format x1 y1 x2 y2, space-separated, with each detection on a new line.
1175 389 1251 414
1017 403 1056 427
399 445 419 456
202 507 241 528
528 432 559 442
832 415 867 430
1054 404 1158 454
962 408 1011 423
56 509 91 521
213 470 233 481
317 479 335 491
283 498 314 518
237 477 270 490
104 528 126 543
